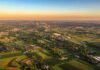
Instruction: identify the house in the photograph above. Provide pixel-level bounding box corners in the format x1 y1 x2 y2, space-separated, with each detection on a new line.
75 55 80 58
93 56 100 61
92 56 100 66
30 44 39 49
53 33 61 37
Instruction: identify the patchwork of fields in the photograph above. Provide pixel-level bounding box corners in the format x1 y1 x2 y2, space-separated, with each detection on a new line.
0 47 99 70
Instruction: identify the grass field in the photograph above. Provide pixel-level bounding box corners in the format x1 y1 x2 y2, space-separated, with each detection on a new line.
31 47 99 70
0 48 99 70
0 51 26 70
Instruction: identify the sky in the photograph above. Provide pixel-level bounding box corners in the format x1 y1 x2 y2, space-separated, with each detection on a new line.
0 0 100 20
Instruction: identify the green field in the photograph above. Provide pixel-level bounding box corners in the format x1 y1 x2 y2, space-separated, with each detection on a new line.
0 51 26 70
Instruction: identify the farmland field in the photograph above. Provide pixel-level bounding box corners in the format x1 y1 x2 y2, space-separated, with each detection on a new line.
0 20 100 70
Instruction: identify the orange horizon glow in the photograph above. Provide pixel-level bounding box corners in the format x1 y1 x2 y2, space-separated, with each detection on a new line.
0 12 100 20
0 0 100 20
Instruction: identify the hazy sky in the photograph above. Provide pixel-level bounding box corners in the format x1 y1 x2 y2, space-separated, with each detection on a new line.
0 0 100 20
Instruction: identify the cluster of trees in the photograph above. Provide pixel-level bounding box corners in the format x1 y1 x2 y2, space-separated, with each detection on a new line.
22 49 51 70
